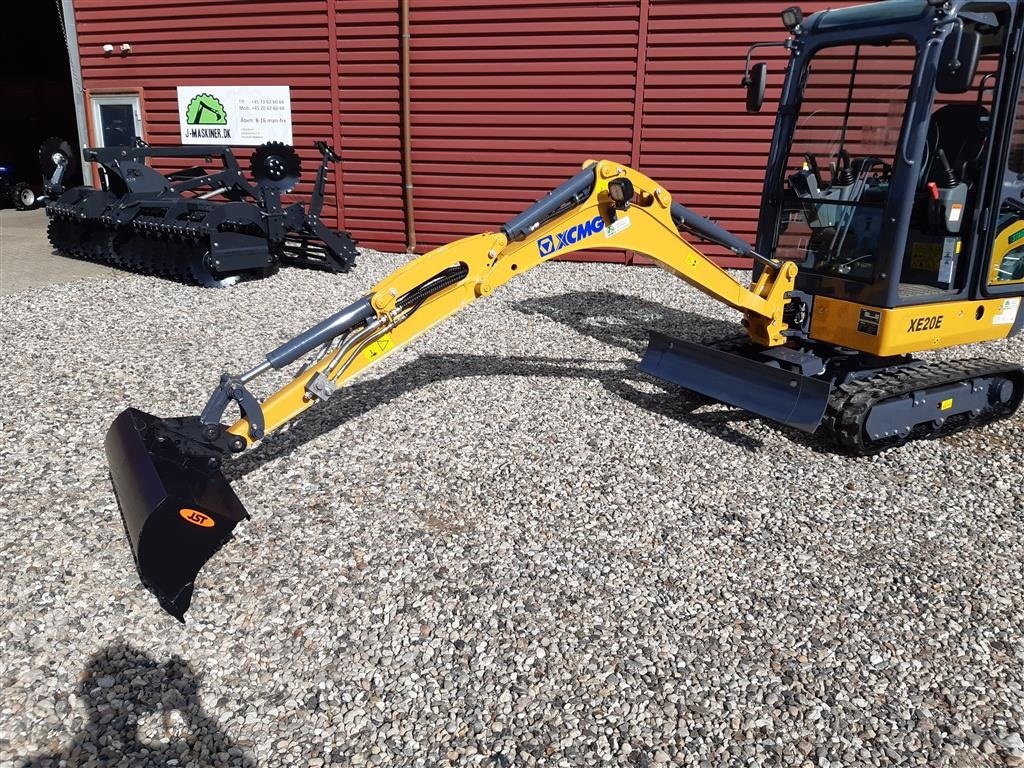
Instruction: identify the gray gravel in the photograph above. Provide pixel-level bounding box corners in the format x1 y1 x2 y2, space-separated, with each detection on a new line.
1 252 1022 768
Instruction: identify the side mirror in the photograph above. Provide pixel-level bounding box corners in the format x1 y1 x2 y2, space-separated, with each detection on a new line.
744 62 768 113
937 28 981 94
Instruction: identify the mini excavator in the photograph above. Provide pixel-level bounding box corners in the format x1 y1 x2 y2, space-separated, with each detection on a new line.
106 0 1024 619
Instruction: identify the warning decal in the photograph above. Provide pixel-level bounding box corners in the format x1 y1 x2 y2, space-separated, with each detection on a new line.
993 298 1021 326
364 334 394 362
604 216 631 238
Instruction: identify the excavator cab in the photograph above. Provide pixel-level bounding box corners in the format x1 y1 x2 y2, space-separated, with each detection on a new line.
753 0 1024 339
645 0 1024 451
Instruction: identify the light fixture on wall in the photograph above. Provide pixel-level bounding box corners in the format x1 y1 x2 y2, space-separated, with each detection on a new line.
102 44 114 54
120 43 132 55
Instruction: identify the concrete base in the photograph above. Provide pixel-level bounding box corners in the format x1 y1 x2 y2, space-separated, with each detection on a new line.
0 208 118 294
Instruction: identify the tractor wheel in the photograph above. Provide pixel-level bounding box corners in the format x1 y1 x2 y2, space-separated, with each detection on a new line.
13 183 36 210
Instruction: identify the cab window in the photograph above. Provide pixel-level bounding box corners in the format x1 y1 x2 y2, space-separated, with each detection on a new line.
900 10 1007 296
1009 81 1024 174
776 40 918 281
988 77 1024 286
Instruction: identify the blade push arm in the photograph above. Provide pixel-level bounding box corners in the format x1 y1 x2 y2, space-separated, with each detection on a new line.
218 159 798 445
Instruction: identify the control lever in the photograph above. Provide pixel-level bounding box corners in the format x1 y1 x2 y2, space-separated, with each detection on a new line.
803 153 823 187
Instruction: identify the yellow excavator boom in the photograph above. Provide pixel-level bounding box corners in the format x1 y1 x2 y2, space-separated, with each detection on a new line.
230 159 797 444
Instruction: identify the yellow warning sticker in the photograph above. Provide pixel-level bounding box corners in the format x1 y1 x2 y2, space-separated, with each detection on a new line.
940 398 953 411
364 333 394 362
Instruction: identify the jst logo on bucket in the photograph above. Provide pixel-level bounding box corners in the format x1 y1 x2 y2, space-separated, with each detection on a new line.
179 508 215 528
538 215 605 257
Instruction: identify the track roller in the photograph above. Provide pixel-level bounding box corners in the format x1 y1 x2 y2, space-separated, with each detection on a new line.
824 359 1024 454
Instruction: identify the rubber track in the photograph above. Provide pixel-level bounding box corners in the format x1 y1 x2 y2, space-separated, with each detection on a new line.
824 358 1024 455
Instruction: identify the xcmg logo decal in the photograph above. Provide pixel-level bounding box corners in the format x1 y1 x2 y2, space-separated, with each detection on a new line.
538 215 605 257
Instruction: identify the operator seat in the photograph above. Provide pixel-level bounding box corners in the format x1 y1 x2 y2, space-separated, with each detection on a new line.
924 102 990 188
901 103 990 292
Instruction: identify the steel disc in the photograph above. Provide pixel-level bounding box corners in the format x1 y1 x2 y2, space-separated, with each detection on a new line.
249 142 301 193
39 137 74 179
139 237 165 277
106 231 131 268
165 240 196 283
47 217 81 256
189 249 241 288
114 230 146 271
81 225 109 263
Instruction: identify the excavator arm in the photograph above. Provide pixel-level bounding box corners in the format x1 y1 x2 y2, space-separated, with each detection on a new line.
105 159 802 620
228 160 796 443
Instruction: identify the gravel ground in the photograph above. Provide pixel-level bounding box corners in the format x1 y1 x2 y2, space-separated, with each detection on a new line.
1 252 1022 768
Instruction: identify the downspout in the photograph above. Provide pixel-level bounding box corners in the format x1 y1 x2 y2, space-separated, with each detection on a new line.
400 0 416 253
60 0 92 185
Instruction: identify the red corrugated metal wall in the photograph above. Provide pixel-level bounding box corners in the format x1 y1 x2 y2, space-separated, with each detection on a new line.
403 0 864 263
637 1 858 264
73 0 861 261
334 1 405 252
407 0 639 262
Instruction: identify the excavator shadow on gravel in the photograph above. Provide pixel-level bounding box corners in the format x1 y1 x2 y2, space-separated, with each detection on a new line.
104 0 1024 619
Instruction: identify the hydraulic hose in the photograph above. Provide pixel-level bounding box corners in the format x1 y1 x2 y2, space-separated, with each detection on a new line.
396 263 470 313
320 264 471 385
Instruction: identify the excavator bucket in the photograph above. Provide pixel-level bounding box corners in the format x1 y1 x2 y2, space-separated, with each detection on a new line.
640 331 832 433
105 408 248 621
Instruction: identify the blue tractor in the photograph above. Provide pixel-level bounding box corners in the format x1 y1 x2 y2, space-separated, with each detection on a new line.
0 164 37 210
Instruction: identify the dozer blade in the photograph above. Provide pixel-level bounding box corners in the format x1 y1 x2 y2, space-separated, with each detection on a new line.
639 331 832 433
105 408 248 621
